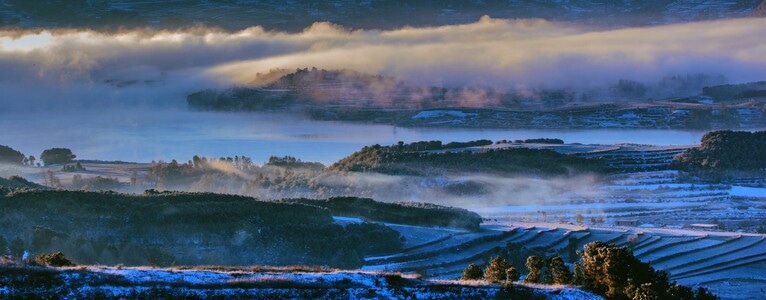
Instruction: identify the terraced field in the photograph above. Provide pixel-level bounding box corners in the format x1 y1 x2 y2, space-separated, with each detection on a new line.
363 222 766 299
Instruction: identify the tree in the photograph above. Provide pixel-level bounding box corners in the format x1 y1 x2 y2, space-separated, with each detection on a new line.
524 255 545 283
0 145 25 164
40 148 76 166
28 155 36 166
548 256 573 284
461 263 484 280
485 256 511 283
572 241 711 300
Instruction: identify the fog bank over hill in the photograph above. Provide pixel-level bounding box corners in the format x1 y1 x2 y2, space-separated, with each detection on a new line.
1 17 766 112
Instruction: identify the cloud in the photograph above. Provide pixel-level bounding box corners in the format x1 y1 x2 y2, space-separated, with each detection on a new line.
0 16 765 110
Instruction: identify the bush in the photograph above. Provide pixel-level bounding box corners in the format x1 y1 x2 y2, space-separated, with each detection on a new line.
26 252 75 267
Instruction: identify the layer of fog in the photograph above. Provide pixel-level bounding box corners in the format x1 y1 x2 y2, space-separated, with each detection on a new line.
0 16 755 167
1 17 766 111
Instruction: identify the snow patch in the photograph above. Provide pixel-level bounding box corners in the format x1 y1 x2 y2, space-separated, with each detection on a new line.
730 186 766 198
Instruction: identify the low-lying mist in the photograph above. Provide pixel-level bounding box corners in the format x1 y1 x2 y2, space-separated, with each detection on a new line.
38 157 605 210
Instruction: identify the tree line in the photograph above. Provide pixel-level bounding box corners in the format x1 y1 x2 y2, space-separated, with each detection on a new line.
0 145 75 166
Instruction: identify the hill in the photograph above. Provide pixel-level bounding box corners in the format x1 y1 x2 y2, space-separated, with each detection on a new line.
282 197 482 231
672 130 766 172
0 190 410 268
330 141 605 176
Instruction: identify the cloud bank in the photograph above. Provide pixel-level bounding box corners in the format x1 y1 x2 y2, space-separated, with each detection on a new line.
0 16 765 109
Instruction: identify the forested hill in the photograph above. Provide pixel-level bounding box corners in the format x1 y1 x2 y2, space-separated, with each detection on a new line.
187 68 493 111
0 176 46 195
673 130 766 172
0 190 440 268
330 141 605 176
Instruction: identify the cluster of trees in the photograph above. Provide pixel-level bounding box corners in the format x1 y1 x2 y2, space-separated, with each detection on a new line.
673 130 766 172
187 87 296 112
266 156 324 169
40 148 76 166
150 155 256 187
61 162 85 172
461 255 571 285
0 145 78 167
331 141 605 176
461 241 718 300
0 145 25 165
284 197 483 231
0 190 405 268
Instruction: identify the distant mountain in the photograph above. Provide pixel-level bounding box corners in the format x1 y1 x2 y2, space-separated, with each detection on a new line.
754 0 766 17
0 0 761 31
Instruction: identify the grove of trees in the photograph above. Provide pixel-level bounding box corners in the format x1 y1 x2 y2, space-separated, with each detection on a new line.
461 241 719 300
40 148 76 166
0 145 25 165
672 130 766 172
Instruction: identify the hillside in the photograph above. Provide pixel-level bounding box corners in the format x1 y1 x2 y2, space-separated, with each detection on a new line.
0 263 602 299
0 190 413 268
362 222 764 299
673 130 766 172
330 141 605 176
282 197 482 231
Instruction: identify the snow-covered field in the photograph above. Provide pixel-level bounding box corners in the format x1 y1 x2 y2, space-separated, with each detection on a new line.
0 264 603 299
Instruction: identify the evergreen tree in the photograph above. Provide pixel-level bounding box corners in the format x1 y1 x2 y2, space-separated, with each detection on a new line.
484 256 511 283
461 263 484 280
524 255 545 283
549 256 573 284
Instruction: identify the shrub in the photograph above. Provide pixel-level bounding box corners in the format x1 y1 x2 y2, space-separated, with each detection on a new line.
26 252 75 267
